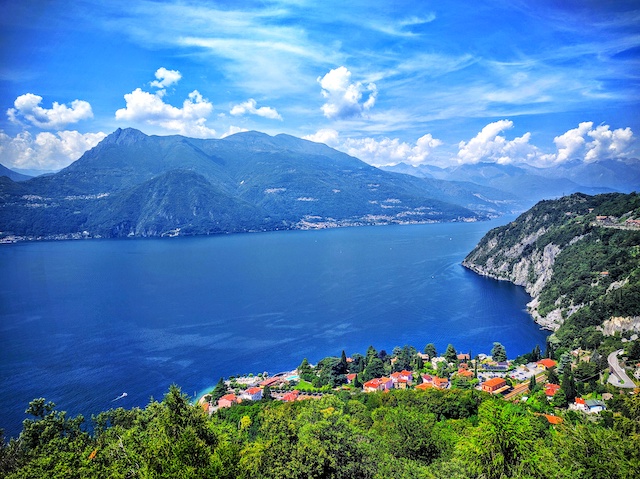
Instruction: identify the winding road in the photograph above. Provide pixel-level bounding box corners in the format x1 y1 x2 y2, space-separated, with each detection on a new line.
607 349 637 389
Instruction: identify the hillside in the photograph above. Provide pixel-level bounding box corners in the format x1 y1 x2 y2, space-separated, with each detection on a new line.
463 192 640 352
0 163 32 182
0 129 522 241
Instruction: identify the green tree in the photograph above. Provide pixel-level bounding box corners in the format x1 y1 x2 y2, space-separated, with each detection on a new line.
424 343 437 359
561 369 577 402
444 344 458 364
491 342 507 362
298 358 315 382
363 357 386 382
211 377 228 402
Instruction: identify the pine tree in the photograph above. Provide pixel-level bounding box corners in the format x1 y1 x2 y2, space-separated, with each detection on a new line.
424 343 437 359
491 342 507 362
211 377 228 402
444 344 457 364
528 374 537 393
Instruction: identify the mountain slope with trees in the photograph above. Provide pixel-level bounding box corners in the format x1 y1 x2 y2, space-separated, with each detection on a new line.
463 192 640 353
0 129 523 241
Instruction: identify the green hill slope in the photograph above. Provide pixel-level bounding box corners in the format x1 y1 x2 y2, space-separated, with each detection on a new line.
463 192 640 352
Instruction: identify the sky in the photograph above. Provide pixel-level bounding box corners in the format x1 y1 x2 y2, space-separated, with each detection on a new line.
0 0 639 171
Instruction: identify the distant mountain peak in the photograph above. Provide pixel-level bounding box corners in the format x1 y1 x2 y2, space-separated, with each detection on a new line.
103 128 148 146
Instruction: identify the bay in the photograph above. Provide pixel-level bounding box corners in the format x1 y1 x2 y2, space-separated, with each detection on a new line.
0 219 548 438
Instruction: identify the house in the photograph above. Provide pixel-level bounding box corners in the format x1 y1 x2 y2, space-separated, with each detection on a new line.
363 377 393 393
482 377 507 393
537 358 557 370
282 390 300 402
394 378 409 389
544 383 561 398
346 373 357 384
415 382 433 391
570 397 588 412
218 393 240 408
585 399 606 413
433 377 449 389
260 377 283 388
421 374 433 384
456 368 474 379
457 353 470 362
390 370 413 385
241 387 263 401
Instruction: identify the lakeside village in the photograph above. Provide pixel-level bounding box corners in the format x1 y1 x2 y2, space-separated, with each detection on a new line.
199 340 640 424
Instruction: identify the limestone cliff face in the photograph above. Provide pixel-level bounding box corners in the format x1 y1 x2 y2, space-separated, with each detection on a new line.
462 193 640 334
462 224 566 330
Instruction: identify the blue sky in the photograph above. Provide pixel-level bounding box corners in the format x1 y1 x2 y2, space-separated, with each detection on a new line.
1 0 638 170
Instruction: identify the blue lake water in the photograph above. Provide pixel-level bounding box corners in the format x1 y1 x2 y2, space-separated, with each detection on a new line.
0 220 548 438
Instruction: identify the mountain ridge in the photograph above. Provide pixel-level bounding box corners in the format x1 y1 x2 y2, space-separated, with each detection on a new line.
1 128 513 242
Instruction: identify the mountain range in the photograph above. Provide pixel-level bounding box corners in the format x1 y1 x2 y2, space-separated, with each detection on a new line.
382 158 639 202
1 128 637 242
0 129 518 241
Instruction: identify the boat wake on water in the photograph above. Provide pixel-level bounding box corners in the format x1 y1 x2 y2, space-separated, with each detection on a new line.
112 392 128 402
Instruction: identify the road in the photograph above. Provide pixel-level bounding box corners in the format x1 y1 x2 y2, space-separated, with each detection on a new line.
607 349 637 389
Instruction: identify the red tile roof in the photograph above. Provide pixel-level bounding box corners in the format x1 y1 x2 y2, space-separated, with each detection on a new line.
537 358 557 369
483 377 506 388
543 414 563 425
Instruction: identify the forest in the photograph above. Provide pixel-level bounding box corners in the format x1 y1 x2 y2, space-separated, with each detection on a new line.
1 378 639 478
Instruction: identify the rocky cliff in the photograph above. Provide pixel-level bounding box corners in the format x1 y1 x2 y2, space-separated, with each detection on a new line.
463 192 640 349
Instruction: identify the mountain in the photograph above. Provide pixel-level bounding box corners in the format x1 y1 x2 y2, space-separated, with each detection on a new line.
0 129 518 241
382 161 623 205
0 163 32 182
463 192 640 352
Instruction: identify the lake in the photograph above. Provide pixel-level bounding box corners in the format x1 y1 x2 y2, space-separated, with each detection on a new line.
0 219 548 438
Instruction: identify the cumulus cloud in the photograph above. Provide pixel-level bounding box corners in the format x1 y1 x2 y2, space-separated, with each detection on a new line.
457 120 546 165
303 128 340 147
230 99 282 120
0 130 106 170
304 129 442 166
318 66 378 120
7 93 93 130
553 122 635 164
149 67 182 89
115 87 216 138
457 120 635 166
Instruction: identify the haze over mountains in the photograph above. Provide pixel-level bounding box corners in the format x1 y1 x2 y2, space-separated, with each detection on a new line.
0 128 637 241
382 157 638 201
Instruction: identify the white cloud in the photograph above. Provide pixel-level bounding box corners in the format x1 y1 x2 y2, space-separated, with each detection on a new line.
303 129 442 166
553 122 635 163
303 128 340 147
221 125 249 138
585 124 634 162
230 99 282 120
318 66 378 120
115 87 216 138
150 67 182 89
457 120 545 165
0 130 106 170
7 93 93 130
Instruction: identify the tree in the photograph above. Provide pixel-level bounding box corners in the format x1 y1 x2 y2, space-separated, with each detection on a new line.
298 358 315 382
557 351 572 374
491 342 507 362
546 366 560 385
528 374 537 393
262 385 273 401
424 343 437 359
211 377 228 402
444 344 457 364
363 357 386 381
561 369 577 402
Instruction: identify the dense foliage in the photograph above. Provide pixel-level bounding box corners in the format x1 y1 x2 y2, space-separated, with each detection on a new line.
2 385 639 478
